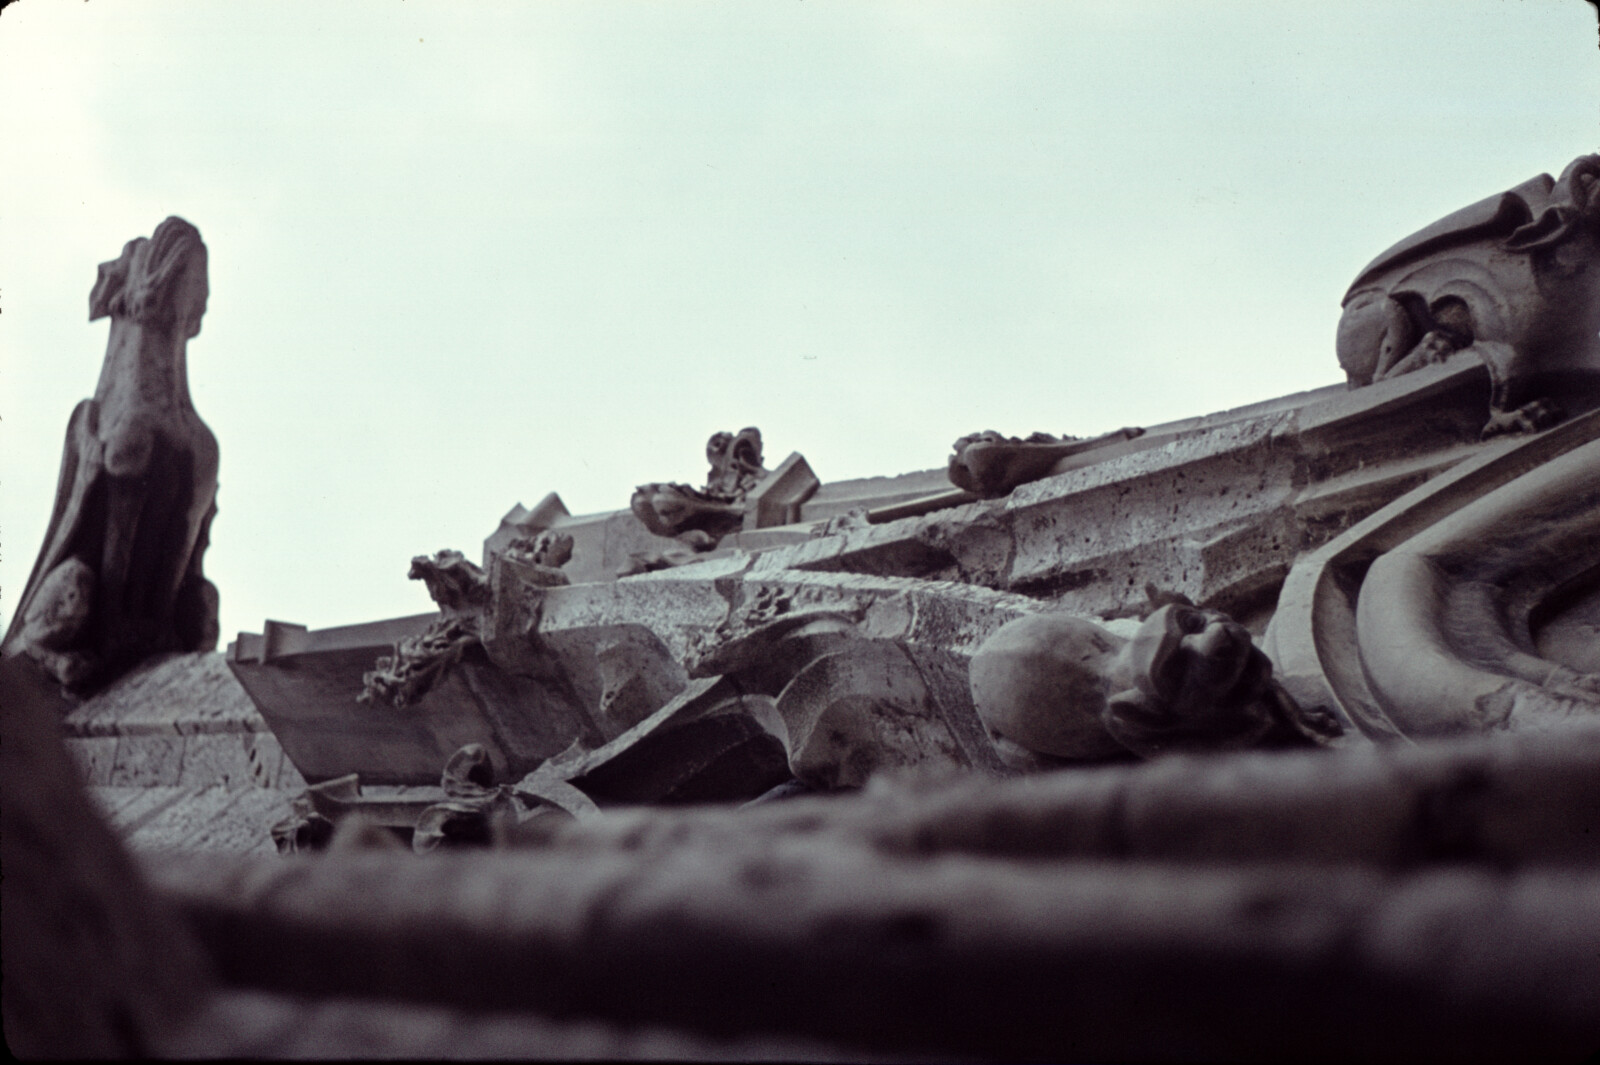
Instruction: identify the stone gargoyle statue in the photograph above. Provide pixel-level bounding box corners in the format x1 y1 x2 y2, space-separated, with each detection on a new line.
360 550 492 709
1336 153 1600 436
631 426 769 547
3 218 220 692
948 426 1145 498
968 599 1341 765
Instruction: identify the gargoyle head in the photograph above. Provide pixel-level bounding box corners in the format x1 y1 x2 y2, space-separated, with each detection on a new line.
704 426 766 498
1103 603 1279 756
89 217 209 338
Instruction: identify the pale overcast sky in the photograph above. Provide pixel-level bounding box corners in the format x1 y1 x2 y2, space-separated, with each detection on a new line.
2 0 1597 646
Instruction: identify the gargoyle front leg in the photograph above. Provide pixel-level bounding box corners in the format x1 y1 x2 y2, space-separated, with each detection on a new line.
1482 398 1563 438
173 500 220 652
1476 340 1564 438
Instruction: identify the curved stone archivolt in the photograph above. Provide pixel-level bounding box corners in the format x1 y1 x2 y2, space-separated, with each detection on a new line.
1267 408 1600 741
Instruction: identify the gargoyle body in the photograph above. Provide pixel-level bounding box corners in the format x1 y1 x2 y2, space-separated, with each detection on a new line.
948 427 1145 498
969 603 1339 764
3 218 219 692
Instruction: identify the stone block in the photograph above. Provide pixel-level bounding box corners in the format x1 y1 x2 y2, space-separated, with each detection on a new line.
745 451 820 530
177 732 259 789
148 848 1600 1063
181 789 291 856
95 786 195 837
64 736 119 786
108 734 185 786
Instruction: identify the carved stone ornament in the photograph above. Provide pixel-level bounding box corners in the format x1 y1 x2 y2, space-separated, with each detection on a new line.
269 744 599 855
1336 153 1600 435
631 426 768 543
359 550 489 708
411 743 597 852
3 217 220 693
504 530 573 572
948 426 1145 498
970 603 1340 764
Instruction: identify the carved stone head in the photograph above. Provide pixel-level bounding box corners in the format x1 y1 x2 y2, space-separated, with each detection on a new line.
1336 290 1416 387
705 426 766 498
1103 604 1279 756
89 217 209 338
967 613 1137 761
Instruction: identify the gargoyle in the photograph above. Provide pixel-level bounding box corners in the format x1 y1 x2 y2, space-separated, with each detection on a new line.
631 426 768 544
3 218 219 692
1336 154 1600 436
948 427 1145 498
969 602 1340 764
360 550 489 708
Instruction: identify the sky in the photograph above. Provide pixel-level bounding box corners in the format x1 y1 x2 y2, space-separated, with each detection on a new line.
2 0 1597 646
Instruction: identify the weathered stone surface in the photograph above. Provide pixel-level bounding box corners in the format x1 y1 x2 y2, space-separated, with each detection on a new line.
91 785 204 836
174 732 270 788
765 366 1509 628
150 844 1600 1062
63 651 265 738
1268 407 1600 741
118 784 289 855
2 218 220 693
65 734 119 785
68 726 303 794
165 989 900 1061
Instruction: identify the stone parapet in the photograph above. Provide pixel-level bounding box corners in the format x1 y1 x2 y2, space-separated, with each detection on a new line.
150 839 1600 1062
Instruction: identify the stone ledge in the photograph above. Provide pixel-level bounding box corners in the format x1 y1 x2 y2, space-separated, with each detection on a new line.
148 847 1600 1062
63 652 267 738
159 989 907 1062
527 722 1600 869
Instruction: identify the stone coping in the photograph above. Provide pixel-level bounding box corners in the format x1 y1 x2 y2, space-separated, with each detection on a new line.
150 846 1600 1062
63 652 267 738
